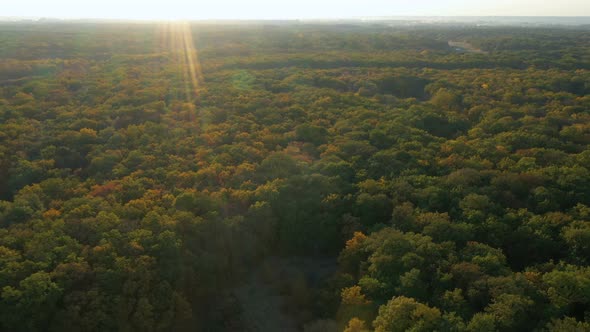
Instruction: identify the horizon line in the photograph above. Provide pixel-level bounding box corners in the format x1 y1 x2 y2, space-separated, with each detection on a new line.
2 15 590 22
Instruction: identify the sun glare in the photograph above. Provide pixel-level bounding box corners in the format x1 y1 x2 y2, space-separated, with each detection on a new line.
153 21 205 133
156 22 204 103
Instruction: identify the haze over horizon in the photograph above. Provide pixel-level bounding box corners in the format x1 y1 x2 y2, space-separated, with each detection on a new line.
3 0 590 20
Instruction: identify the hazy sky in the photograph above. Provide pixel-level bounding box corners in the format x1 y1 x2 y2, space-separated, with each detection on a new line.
4 0 590 19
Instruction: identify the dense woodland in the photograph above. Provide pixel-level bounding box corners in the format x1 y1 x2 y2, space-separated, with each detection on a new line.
0 21 590 331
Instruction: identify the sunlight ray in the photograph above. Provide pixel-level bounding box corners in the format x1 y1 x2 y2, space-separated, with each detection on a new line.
152 21 204 132
176 24 193 102
180 22 204 97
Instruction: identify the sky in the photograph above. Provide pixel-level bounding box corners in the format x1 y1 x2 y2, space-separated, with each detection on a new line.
3 0 590 20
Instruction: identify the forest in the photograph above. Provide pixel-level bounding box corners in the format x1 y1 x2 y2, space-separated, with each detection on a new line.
0 21 589 331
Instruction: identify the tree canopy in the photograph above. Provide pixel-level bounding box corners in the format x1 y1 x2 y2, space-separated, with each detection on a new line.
0 21 589 331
